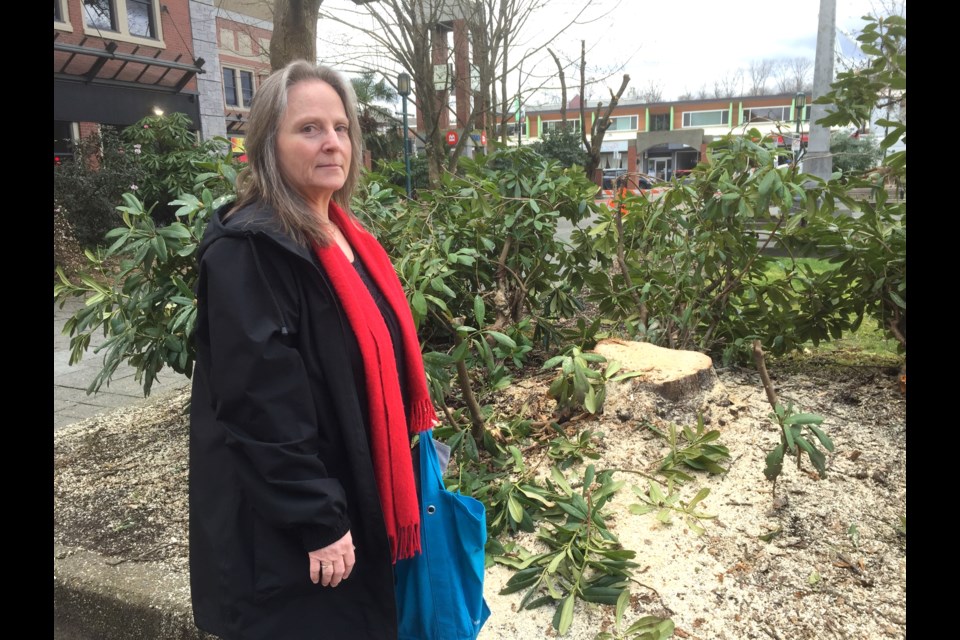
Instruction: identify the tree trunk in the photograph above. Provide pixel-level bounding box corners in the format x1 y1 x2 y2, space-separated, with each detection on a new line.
578 38 630 181
547 48 567 125
270 0 323 71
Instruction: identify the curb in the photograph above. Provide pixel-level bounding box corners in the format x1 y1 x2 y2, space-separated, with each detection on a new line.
54 543 213 640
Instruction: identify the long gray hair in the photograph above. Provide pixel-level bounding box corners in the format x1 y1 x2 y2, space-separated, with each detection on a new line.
228 60 363 247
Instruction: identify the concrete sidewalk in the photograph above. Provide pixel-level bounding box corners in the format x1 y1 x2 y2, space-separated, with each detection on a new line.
55 297 199 639
54 296 187 431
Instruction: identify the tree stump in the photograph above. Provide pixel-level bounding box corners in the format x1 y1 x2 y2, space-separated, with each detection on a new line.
594 338 720 406
592 339 727 427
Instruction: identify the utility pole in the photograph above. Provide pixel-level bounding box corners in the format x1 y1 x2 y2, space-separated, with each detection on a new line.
803 0 836 181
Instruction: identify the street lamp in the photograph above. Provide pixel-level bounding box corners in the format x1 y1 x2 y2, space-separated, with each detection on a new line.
397 72 412 198
517 109 524 147
794 91 806 165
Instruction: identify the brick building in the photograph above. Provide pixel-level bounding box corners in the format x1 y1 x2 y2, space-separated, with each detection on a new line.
54 0 273 161
54 0 205 161
515 92 812 181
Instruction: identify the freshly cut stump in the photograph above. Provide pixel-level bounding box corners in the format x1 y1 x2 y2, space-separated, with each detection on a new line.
594 339 718 403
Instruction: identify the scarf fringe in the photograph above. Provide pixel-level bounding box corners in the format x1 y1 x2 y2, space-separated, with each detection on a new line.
408 397 437 434
392 523 422 563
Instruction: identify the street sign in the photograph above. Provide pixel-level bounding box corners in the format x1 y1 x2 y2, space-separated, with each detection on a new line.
446 130 459 145
480 131 487 146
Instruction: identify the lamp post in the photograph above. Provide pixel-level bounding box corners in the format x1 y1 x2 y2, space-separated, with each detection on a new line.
397 72 412 198
794 91 806 166
517 109 524 147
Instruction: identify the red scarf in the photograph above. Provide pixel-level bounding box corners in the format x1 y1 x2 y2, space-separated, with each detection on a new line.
313 202 437 563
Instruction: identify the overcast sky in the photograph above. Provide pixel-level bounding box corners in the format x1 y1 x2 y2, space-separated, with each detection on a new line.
316 0 896 105
565 0 891 101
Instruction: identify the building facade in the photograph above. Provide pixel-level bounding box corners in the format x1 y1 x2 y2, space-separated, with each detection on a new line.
54 0 273 161
54 0 205 161
517 92 812 181
207 0 273 153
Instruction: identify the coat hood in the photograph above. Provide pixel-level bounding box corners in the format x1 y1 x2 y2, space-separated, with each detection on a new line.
198 201 315 266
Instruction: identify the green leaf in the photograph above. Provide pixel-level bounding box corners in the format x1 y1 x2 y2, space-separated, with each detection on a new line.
808 424 835 452
554 594 575 635
557 500 587 520
473 295 486 326
546 551 564 574
764 444 784 482
888 290 906 309
411 291 427 317
615 588 630 625
758 527 782 542
487 331 517 349
584 384 598 414
784 423 797 453
629 503 656 516
507 495 524 524
542 355 565 369
758 169 777 196
686 487 710 510
551 466 573 495
796 437 827 477
783 412 825 426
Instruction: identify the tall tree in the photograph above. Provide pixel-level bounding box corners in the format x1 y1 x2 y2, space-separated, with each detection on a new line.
270 0 324 70
317 0 601 186
637 81 664 104
774 57 813 94
747 59 775 96
713 70 743 98
352 71 404 162
577 41 630 183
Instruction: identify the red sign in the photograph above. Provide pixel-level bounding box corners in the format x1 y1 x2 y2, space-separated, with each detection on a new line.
480 131 487 146
446 130 458 145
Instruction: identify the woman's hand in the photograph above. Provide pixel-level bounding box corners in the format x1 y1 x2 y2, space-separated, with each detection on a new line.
308 530 356 587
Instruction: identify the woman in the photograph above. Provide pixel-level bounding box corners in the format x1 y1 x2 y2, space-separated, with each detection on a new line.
189 60 437 639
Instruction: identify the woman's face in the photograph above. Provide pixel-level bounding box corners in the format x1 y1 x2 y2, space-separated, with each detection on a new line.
276 79 352 207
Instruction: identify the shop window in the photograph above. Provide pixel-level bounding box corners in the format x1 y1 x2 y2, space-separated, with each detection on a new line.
744 106 791 123
505 122 527 137
54 121 77 165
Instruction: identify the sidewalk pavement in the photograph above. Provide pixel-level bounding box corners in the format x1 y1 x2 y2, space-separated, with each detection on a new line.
54 297 186 431
54 297 201 639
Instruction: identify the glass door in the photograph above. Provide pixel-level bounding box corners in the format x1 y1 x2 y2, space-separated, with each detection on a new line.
647 157 673 181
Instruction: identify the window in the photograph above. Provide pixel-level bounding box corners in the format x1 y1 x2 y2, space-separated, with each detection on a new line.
649 113 670 131
126 0 156 38
743 106 791 123
505 122 527 137
682 109 730 128
606 115 638 132
83 0 116 30
223 67 255 108
54 121 77 164
541 119 580 134
82 0 162 44
54 0 73 30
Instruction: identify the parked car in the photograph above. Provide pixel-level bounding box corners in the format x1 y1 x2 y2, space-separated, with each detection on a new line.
601 168 628 190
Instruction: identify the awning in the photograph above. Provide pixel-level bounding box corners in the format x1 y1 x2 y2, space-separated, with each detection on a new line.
54 32 205 93
600 140 629 152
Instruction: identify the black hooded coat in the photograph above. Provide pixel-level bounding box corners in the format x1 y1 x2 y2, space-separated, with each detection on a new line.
189 202 399 640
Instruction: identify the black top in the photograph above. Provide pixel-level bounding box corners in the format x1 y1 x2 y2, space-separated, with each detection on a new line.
353 255 410 412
